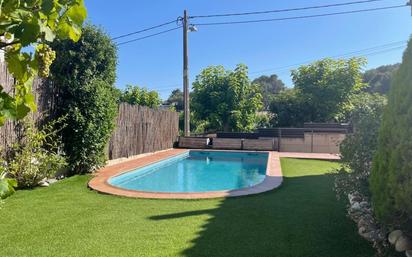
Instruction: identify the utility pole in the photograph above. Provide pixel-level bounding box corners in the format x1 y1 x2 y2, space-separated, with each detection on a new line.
183 10 190 136
409 0 412 16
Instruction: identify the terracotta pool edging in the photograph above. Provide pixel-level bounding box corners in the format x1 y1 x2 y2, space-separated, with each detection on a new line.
88 149 282 199
88 150 341 199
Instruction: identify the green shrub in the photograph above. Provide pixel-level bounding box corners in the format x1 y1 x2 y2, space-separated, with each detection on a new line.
0 172 17 200
334 93 386 197
50 25 118 174
5 118 67 188
370 38 412 234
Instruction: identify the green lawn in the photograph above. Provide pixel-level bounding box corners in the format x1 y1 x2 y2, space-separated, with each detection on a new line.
0 158 374 257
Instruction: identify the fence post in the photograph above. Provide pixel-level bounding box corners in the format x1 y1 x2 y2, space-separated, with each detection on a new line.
311 129 314 153
278 128 282 152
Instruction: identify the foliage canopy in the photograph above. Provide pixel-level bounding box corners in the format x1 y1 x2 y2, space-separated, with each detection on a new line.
252 74 285 110
0 0 86 125
50 25 118 174
191 64 263 132
166 89 184 112
370 39 412 233
120 85 162 108
270 58 366 127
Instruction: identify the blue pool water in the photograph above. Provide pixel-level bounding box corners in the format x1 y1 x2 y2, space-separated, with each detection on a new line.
109 151 268 193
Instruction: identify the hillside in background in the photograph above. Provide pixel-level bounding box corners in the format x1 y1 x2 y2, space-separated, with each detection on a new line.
363 63 400 95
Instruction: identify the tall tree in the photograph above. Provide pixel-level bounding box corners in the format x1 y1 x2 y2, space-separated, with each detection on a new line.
363 63 399 95
252 74 285 110
292 57 366 122
269 89 306 127
191 64 263 132
0 0 86 125
50 25 118 174
370 40 412 233
270 57 366 127
165 89 184 112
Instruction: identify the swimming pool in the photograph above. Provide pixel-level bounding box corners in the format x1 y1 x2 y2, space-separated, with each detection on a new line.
109 151 268 193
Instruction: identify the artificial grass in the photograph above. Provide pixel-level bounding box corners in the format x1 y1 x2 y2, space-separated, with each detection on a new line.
0 158 374 257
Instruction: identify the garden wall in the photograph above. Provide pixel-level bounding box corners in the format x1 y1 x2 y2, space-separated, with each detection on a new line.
0 62 179 160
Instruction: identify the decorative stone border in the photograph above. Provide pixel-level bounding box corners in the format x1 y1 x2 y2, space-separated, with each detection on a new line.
88 149 340 199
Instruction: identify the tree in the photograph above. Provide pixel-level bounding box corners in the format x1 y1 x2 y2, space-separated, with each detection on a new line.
0 0 86 125
269 89 306 127
292 57 366 122
270 58 366 127
370 39 412 234
363 64 399 95
165 89 184 112
252 74 285 110
50 25 118 174
191 64 263 132
120 85 162 108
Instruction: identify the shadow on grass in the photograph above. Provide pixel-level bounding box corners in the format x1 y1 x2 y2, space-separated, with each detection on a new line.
149 174 375 257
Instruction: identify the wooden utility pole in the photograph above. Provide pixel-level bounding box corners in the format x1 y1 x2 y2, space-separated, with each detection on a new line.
183 10 190 136
409 0 412 16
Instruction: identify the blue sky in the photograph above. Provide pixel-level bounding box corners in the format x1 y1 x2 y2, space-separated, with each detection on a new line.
85 0 412 99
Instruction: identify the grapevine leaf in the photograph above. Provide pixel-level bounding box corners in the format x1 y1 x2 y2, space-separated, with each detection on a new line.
57 21 81 41
41 0 56 15
15 103 31 119
39 22 56 42
15 17 41 46
5 51 31 81
66 0 87 26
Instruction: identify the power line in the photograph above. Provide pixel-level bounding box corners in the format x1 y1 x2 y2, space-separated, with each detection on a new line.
151 41 407 91
116 27 182 46
189 0 393 18
112 19 178 40
272 45 406 76
112 4 406 44
194 5 407 26
251 44 406 76
111 0 400 41
249 40 407 75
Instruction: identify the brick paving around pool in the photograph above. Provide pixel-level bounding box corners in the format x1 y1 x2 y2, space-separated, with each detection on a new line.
88 149 340 199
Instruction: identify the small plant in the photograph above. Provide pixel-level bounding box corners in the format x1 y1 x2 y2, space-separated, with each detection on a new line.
6 118 67 188
0 172 17 200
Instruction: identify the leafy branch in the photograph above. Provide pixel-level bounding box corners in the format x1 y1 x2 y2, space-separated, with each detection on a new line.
0 0 87 126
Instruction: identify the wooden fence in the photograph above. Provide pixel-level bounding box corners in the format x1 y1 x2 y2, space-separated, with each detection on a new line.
0 62 58 149
0 62 179 160
109 104 179 159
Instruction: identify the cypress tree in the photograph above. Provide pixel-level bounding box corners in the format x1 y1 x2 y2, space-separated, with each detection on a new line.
370 38 412 233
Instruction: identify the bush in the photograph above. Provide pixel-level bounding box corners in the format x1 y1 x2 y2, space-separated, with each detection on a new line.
0 172 17 200
5 118 67 188
370 39 412 234
255 112 274 128
334 93 386 197
50 25 118 174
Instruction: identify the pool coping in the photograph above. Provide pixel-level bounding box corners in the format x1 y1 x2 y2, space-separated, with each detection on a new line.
88 149 339 199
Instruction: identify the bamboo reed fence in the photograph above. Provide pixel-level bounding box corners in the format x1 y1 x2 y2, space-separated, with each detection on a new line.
0 62 179 159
